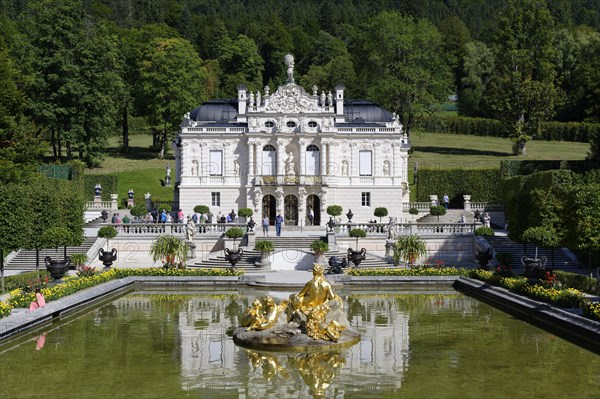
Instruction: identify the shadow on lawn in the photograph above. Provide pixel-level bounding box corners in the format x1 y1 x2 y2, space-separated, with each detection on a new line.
413 146 511 157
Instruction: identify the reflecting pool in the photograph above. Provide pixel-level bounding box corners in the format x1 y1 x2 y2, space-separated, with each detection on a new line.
0 287 598 399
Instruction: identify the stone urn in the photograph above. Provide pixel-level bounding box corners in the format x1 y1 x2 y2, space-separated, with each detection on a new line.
224 247 244 269
45 256 71 283
99 248 118 270
347 248 366 267
521 255 548 277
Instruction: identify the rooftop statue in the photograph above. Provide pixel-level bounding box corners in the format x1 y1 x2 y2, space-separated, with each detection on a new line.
285 54 295 84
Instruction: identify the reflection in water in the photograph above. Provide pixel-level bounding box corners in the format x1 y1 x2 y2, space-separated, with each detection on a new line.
245 349 346 399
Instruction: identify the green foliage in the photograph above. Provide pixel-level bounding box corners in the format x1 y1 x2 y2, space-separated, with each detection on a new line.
408 207 419 215
429 205 446 221
589 129 600 163
194 205 210 214
474 227 495 237
357 11 452 135
150 234 188 268
238 208 253 218
347 267 469 277
41 227 75 249
554 271 600 296
349 229 367 239
310 240 329 257
97 226 118 240
0 271 51 294
70 253 88 267
416 168 501 206
484 0 559 155
129 204 147 217
522 226 561 248
416 115 599 143
495 252 513 267
326 205 343 217
500 159 596 178
393 235 427 265
84 174 118 201
254 240 274 253
373 207 388 222
225 227 244 241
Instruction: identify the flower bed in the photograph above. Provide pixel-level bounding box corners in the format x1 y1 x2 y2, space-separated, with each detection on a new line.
347 267 469 277
468 269 598 321
1 268 243 317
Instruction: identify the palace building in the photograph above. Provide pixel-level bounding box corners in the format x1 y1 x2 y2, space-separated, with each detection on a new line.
174 55 410 226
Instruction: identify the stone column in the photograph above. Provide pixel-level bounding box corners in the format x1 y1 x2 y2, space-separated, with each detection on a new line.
463 195 472 212
298 139 305 177
145 193 152 210
110 194 118 210
320 141 327 179
248 140 255 180
276 140 285 179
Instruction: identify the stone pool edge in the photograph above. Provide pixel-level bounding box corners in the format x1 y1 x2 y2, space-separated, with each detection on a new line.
454 276 600 353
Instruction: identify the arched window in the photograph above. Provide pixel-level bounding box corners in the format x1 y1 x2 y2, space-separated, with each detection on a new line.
305 145 320 176
262 145 277 176
265 121 274 128
308 121 318 128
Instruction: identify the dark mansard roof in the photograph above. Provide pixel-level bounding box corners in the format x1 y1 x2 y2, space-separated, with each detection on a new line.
189 99 393 124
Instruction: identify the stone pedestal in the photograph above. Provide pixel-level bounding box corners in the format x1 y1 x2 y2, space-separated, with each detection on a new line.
385 239 395 262
187 241 196 259
326 231 337 249
145 194 152 211
110 194 118 210
246 231 256 249
127 199 134 208
165 175 172 187
94 196 101 203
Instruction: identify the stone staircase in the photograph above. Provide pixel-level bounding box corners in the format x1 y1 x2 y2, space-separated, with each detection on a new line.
484 236 579 269
190 235 392 271
5 237 98 271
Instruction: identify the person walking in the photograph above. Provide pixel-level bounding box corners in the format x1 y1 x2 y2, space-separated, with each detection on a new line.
308 208 314 225
275 213 284 237
443 194 449 209
262 215 270 237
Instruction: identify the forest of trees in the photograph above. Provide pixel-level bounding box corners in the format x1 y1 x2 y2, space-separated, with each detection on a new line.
1 0 599 171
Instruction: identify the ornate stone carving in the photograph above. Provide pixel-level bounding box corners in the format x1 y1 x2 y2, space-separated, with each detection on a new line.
265 84 319 113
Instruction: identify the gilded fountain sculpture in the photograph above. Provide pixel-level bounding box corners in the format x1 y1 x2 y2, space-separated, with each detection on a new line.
233 263 360 351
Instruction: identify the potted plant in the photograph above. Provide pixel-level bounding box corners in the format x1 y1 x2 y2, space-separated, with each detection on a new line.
348 229 367 266
41 227 74 282
238 208 254 224
522 226 557 277
429 205 446 222
393 234 427 266
254 240 274 268
374 207 388 223
310 240 329 265
150 234 188 269
224 227 245 269
97 225 118 269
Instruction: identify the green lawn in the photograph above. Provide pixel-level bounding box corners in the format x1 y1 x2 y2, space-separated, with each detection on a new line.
86 133 591 205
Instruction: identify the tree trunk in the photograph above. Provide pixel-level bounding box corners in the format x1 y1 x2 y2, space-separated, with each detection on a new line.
158 128 166 159
66 141 72 160
121 102 129 152
51 129 57 159
57 132 62 159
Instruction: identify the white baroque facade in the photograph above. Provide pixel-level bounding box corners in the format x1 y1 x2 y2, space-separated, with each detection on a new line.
175 56 410 225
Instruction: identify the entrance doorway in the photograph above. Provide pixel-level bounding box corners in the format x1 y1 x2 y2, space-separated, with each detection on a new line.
262 195 276 225
306 194 321 225
284 195 298 226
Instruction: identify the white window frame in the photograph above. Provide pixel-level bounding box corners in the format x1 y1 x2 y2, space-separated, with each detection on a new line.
211 192 220 207
209 150 223 176
359 150 372 176
361 192 371 207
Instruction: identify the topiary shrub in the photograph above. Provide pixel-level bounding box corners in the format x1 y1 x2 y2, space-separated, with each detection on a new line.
474 227 494 237
194 205 210 214
129 204 147 218
225 227 244 246
326 205 343 218
349 228 367 248
408 207 419 215
98 226 118 250
374 207 388 223
238 208 253 218
429 205 446 221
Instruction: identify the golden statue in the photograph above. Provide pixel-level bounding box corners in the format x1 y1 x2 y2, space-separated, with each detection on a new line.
241 297 287 331
287 263 346 342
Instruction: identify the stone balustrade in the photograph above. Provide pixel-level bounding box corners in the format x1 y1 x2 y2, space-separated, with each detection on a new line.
468 202 503 211
101 223 247 236
86 200 116 210
337 222 478 236
402 202 431 211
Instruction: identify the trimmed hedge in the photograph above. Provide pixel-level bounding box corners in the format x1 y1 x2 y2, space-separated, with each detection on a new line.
501 159 597 178
0 271 51 294
416 168 501 207
84 174 118 201
415 115 600 143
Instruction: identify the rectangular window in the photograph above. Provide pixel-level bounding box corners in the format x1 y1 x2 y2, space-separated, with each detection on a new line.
209 150 223 176
359 150 372 176
361 192 371 207
211 192 220 207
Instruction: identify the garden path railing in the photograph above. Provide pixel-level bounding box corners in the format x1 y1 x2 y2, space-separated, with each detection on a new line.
337 222 479 236
101 223 247 236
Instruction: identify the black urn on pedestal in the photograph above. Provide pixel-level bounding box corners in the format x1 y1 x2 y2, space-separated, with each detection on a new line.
224 247 244 270
45 256 71 283
347 248 366 267
99 248 118 270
